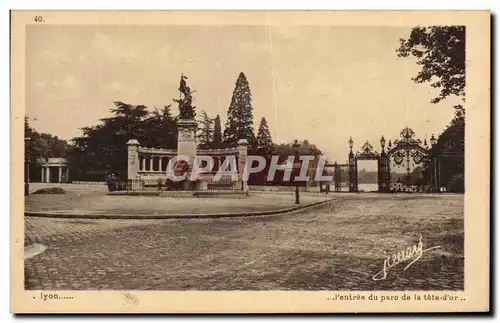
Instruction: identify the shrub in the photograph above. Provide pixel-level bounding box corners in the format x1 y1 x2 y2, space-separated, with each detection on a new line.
32 187 67 194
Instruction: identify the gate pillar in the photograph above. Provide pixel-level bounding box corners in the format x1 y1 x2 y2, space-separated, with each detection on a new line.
378 153 388 192
333 162 340 192
430 156 440 192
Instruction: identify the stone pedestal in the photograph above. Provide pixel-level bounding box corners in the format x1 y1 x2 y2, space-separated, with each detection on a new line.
237 139 249 192
177 119 198 158
127 139 140 180
177 119 198 188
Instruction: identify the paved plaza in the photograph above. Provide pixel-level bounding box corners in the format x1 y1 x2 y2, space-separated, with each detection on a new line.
24 193 464 290
25 183 330 217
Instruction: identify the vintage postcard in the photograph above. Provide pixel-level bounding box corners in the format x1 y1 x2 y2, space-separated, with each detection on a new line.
11 11 490 313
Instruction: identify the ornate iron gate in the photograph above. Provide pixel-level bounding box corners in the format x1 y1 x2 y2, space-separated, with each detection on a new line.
346 127 438 193
333 162 349 191
347 137 383 192
324 162 350 192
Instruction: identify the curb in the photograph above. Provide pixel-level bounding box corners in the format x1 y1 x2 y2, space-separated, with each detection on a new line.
24 198 335 220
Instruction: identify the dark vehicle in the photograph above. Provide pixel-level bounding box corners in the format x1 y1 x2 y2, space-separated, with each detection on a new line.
106 173 120 192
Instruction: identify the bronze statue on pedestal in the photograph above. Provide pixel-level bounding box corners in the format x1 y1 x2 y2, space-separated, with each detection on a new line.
174 74 196 119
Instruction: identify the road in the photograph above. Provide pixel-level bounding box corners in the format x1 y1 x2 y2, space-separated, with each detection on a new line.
24 194 464 290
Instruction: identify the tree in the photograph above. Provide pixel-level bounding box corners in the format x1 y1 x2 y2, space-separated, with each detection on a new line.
212 115 223 149
272 140 322 161
357 168 378 184
398 26 465 192
143 105 177 149
69 101 178 180
24 117 69 181
430 120 464 192
256 117 274 155
24 117 68 161
397 26 465 118
25 117 43 162
196 110 214 149
223 72 255 148
397 26 465 102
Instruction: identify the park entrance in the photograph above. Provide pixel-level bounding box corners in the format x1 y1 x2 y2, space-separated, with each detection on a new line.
332 127 444 193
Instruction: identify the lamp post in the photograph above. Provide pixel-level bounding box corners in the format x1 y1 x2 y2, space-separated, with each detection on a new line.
379 135 386 192
24 137 31 196
429 134 438 192
429 134 437 147
293 139 300 204
380 135 386 152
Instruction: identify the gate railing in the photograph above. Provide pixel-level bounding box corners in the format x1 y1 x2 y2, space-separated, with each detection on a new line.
107 176 243 192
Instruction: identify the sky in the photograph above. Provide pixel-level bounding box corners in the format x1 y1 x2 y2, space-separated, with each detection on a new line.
25 24 460 165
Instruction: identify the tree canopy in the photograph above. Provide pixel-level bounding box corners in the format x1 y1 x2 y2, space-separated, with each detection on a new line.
397 26 465 192
196 110 214 149
223 72 255 148
25 117 68 162
272 140 322 160
24 117 69 181
69 102 178 180
212 115 223 149
397 26 465 110
256 117 274 155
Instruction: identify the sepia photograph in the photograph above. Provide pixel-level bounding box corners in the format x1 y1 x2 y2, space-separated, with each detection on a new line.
10 11 490 313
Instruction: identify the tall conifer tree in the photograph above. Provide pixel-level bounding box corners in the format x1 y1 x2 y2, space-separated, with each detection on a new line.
223 72 255 148
213 114 223 149
196 110 214 149
256 117 273 155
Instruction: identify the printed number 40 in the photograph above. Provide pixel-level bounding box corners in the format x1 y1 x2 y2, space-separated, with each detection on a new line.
34 16 43 23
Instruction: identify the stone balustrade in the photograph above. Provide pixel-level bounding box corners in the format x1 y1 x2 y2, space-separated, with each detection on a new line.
137 147 177 155
127 139 248 189
197 148 238 155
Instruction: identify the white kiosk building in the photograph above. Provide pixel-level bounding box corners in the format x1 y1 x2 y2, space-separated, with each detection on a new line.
40 157 70 183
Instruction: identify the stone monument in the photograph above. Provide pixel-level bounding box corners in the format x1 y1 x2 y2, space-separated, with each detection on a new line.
124 74 249 195
174 74 199 189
